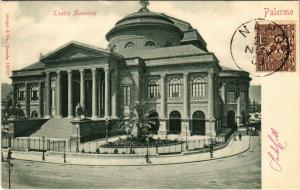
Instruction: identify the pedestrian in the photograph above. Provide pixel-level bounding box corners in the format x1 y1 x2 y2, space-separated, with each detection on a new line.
246 126 249 135
238 132 242 141
233 134 237 141
7 148 12 160
209 142 214 158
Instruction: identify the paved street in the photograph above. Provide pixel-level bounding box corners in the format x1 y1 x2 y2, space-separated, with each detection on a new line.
1 135 260 189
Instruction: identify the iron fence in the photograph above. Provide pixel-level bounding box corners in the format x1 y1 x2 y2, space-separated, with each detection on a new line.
1 137 66 152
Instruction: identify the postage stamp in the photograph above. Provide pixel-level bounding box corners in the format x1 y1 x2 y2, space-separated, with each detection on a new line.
256 23 296 72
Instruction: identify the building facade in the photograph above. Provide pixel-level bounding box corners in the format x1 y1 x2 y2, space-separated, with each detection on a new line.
10 5 251 136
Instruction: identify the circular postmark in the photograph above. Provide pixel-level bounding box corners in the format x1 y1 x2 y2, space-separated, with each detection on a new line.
230 18 293 77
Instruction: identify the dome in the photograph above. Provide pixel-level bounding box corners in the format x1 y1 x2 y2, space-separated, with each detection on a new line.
106 8 183 53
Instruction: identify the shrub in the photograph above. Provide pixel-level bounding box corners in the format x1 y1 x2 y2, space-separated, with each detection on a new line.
113 149 118 154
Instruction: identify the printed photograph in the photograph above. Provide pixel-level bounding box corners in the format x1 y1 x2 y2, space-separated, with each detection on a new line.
1 0 299 189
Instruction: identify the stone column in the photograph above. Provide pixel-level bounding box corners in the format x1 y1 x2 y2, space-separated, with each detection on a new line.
182 73 191 136
45 72 51 118
38 81 43 117
221 82 226 127
56 71 62 118
67 70 73 118
91 68 98 119
111 69 118 118
105 68 111 118
158 74 167 136
79 69 85 108
206 72 215 136
25 83 29 117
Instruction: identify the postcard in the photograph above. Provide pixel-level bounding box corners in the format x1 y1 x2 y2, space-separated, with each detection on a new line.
1 0 299 189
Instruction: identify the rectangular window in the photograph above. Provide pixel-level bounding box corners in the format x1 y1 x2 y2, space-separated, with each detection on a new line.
31 90 38 101
18 91 25 101
123 86 131 106
227 91 235 103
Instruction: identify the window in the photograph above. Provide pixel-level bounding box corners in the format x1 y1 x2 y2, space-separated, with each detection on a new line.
148 79 160 99
145 41 155 47
18 90 25 101
111 45 117 52
240 91 245 101
31 90 38 101
192 77 206 98
123 86 131 106
31 86 39 101
169 78 182 98
226 86 235 103
125 42 135 49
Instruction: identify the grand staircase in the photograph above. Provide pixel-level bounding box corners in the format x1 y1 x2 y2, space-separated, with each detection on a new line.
30 118 74 139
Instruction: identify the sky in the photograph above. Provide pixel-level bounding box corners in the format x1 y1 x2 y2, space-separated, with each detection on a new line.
1 1 297 84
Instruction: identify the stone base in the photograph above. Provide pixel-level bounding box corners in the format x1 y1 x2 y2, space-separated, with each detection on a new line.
205 119 216 137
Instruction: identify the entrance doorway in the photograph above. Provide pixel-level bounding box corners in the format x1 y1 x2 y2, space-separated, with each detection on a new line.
227 110 235 128
192 111 205 135
169 111 181 134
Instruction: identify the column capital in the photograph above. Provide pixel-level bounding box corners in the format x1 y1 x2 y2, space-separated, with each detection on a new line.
208 72 213 77
161 73 166 78
56 70 61 75
67 70 73 75
104 67 111 72
91 68 97 74
79 69 85 74
183 73 189 78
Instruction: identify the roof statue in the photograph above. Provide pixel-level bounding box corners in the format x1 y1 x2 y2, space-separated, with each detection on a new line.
139 0 149 12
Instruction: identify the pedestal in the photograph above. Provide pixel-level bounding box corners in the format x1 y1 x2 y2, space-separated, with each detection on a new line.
158 120 167 136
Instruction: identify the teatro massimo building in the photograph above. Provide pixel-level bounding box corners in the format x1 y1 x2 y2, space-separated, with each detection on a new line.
10 4 251 138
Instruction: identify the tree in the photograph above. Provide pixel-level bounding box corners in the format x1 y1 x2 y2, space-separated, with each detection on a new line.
118 103 158 140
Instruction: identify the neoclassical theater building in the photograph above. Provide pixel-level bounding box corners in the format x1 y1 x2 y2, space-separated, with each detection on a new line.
10 3 251 137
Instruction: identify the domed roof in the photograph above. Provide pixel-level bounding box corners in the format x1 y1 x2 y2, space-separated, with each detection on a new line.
106 8 183 41
115 9 175 26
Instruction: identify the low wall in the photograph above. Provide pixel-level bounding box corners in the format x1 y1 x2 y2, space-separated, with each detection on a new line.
7 118 48 138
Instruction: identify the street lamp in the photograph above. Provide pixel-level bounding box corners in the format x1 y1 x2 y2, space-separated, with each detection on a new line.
76 125 79 153
209 117 214 158
145 136 149 163
105 117 109 144
6 159 14 189
185 125 188 151
42 136 45 161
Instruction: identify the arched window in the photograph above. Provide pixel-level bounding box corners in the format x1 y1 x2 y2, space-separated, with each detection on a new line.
125 42 135 49
145 41 155 47
148 79 160 99
192 77 206 98
121 77 132 106
226 86 235 103
169 78 182 98
111 45 117 52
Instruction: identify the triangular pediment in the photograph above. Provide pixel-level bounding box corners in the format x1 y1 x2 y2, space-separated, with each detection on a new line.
40 41 112 62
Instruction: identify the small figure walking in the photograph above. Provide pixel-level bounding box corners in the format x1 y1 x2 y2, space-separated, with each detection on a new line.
238 132 242 141
233 134 237 141
209 142 214 158
7 148 12 160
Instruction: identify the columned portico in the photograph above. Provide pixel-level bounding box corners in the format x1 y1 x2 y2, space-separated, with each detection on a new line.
158 74 167 136
56 71 62 118
67 70 73 118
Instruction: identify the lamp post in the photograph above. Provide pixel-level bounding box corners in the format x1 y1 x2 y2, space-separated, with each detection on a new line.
209 117 214 158
76 125 79 153
105 117 109 144
63 140 66 163
185 125 188 151
6 159 14 189
42 136 45 161
145 136 149 163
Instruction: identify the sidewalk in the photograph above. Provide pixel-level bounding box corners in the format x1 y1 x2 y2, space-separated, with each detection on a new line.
2 133 251 166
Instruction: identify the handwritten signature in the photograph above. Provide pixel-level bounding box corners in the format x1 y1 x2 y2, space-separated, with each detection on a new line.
267 128 287 172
